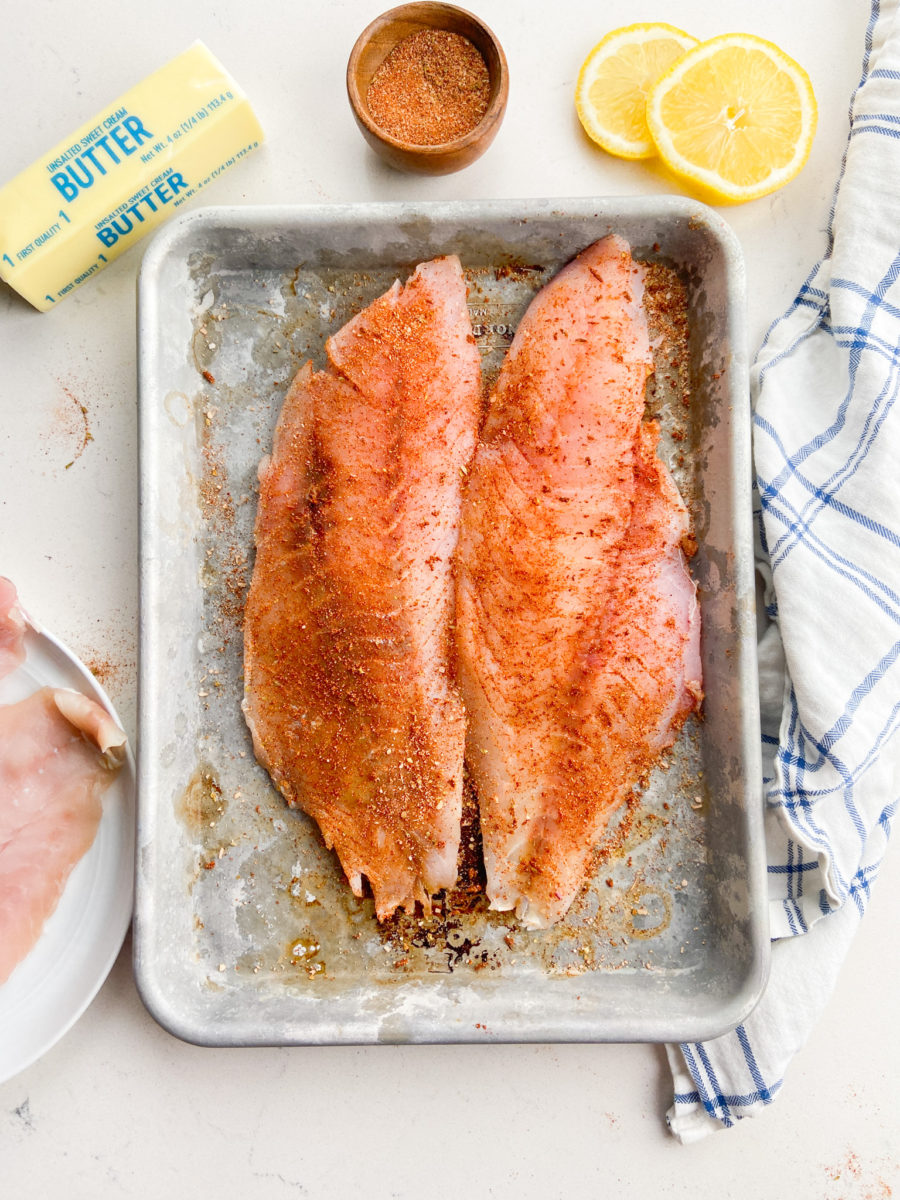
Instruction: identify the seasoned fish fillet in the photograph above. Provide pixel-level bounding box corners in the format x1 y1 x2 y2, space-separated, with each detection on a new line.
243 256 481 920
456 235 702 928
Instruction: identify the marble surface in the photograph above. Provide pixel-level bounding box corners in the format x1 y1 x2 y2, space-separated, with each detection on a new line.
2 1 898 1195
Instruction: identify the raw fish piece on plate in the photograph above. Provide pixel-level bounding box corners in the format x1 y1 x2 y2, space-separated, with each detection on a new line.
456 235 702 928
0 580 127 986
243 256 481 920
0 577 26 680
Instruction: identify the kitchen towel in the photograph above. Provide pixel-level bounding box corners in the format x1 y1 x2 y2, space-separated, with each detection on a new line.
666 0 900 1142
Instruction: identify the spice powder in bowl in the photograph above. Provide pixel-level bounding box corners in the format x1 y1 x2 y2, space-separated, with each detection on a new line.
347 4 509 174
366 29 491 146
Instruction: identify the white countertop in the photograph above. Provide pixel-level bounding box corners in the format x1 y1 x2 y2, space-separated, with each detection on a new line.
2 1 899 1195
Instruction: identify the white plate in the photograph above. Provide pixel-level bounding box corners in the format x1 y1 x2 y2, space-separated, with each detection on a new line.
0 617 135 1085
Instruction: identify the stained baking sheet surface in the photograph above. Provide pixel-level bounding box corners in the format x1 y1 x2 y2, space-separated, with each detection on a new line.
136 198 766 1045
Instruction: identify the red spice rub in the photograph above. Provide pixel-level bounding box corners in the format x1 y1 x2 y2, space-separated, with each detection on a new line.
366 29 490 146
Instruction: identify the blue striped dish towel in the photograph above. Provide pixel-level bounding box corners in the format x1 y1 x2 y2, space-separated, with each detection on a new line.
666 0 900 1142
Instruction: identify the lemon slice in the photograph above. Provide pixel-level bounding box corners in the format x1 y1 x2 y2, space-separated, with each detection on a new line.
646 32 817 203
575 23 700 159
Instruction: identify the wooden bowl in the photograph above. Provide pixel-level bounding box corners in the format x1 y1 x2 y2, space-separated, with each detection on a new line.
347 2 509 175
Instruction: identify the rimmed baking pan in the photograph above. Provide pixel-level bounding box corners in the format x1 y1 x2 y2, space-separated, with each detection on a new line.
135 197 767 1045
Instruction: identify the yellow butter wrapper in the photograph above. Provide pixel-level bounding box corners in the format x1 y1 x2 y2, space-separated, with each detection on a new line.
0 42 263 311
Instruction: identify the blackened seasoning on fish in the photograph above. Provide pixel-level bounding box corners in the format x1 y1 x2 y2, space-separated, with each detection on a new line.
366 29 490 145
242 255 482 922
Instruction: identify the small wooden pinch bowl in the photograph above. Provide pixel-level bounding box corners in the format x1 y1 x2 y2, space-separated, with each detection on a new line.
347 2 509 175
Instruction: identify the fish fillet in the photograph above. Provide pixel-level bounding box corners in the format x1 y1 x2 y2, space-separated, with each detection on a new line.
0 578 126 985
0 577 26 680
456 235 702 928
243 256 481 920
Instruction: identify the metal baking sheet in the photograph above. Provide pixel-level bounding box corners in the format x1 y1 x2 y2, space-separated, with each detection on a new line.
135 198 767 1046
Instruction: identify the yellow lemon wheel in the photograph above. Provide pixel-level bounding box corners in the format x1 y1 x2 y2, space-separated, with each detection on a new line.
575 23 700 159
646 32 818 203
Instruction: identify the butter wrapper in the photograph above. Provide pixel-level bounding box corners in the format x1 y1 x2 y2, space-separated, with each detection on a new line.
0 42 263 311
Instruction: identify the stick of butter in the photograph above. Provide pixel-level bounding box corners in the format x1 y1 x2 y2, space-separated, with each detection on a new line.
0 42 263 311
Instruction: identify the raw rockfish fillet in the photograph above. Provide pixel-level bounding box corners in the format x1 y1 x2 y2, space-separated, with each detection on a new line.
0 576 26 681
456 235 702 928
0 686 127 985
497 423 702 926
243 256 481 920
